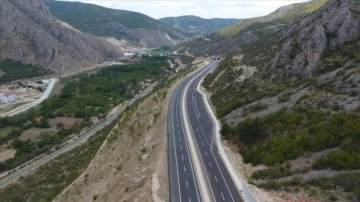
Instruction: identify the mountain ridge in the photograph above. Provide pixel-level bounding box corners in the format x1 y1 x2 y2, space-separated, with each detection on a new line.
159 15 240 36
177 0 328 56
43 0 187 48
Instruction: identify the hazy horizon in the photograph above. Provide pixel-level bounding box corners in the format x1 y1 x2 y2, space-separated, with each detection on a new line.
57 0 312 19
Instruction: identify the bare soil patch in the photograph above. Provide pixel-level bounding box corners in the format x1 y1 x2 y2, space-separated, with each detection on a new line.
48 117 84 129
19 128 54 141
0 149 16 162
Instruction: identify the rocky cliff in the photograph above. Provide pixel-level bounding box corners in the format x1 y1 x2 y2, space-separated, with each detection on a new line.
268 0 360 77
0 0 122 74
177 0 327 56
204 0 360 119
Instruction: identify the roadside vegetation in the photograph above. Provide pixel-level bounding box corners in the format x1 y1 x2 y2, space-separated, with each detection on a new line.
222 109 360 167
0 56 169 172
203 56 304 117
0 116 117 202
257 172 360 201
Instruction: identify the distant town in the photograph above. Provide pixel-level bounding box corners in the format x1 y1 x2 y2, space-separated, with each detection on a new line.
0 79 53 115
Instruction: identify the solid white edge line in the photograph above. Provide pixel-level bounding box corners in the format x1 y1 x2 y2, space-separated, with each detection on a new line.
197 63 258 202
182 64 216 202
171 85 182 202
179 81 202 202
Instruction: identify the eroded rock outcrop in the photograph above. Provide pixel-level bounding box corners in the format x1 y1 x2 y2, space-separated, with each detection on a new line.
0 0 122 73
269 0 360 77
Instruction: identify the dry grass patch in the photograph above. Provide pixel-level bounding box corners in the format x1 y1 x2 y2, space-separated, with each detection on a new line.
0 149 16 162
48 117 84 129
19 128 54 141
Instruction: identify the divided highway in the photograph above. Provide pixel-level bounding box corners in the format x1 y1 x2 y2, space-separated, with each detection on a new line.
168 76 201 202
168 61 244 202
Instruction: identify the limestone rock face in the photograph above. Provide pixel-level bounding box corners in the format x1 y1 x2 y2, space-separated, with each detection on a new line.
0 0 122 73
268 0 360 77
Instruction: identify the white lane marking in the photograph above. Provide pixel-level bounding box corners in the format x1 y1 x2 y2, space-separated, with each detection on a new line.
205 151 208 156
209 161 213 168
178 90 201 202
214 175 218 182
182 155 184 160
180 62 218 202
186 180 189 188
192 96 201 119
179 137 181 141
195 128 198 131
189 198 191 202
178 130 180 134
184 166 187 172
180 145 182 150
201 142 204 146
210 150 236 202
221 192 225 200
171 86 182 202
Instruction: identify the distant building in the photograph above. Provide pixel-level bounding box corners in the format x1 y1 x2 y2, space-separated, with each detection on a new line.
0 91 18 104
42 80 51 85
25 81 47 91
124 52 135 57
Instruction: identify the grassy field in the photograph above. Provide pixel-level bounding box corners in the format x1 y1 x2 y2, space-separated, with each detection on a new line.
0 127 14 137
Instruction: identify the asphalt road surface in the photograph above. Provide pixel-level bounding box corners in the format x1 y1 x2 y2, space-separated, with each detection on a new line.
168 61 243 202
168 76 201 202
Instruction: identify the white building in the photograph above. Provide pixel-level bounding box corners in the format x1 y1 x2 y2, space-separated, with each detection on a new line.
0 91 18 104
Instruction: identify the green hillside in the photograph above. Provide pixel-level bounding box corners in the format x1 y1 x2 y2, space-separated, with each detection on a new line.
159 15 240 36
43 0 186 47
216 0 327 38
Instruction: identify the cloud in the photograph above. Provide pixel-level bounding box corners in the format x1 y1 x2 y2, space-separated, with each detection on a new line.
57 0 311 19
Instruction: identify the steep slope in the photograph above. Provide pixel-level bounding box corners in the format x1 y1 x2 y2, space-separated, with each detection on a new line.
216 0 328 38
206 0 359 121
159 15 239 36
203 0 360 200
0 0 121 75
178 0 327 56
44 0 187 48
266 0 360 76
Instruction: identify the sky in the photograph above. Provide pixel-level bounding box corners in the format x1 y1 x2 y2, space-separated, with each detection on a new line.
58 0 312 19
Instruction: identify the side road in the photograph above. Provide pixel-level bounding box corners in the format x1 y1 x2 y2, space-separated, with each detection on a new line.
0 83 157 188
1 78 57 117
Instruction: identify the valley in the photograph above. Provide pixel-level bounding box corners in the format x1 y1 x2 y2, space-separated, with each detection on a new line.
0 0 359 201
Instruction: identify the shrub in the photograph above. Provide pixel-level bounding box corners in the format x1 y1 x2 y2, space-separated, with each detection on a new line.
277 93 291 103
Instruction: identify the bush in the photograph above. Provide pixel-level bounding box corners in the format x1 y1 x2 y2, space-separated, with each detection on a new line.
277 93 291 103
233 109 360 166
237 118 267 144
312 150 360 170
